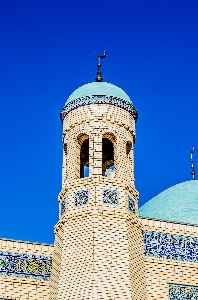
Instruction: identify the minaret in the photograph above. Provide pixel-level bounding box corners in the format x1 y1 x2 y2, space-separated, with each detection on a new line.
50 56 147 300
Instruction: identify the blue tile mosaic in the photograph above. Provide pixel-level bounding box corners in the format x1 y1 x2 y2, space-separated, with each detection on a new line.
0 251 52 280
103 189 118 205
143 231 198 263
60 95 138 123
128 196 135 214
74 190 89 207
168 284 198 299
60 199 66 217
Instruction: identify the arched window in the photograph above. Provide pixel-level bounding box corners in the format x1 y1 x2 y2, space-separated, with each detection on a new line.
77 134 89 178
102 133 115 177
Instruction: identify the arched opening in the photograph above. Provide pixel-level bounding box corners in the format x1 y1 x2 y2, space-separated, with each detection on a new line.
126 141 132 156
80 138 89 178
126 141 133 182
62 143 67 185
102 133 115 177
77 134 89 178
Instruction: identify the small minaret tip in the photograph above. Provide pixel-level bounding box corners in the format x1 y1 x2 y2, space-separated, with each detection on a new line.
94 51 106 82
189 147 196 180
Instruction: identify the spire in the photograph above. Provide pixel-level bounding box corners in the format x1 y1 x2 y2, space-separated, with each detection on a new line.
189 147 196 180
94 51 106 82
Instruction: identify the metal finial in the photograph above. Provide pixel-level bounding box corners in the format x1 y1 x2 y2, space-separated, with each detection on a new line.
94 51 106 82
188 147 196 180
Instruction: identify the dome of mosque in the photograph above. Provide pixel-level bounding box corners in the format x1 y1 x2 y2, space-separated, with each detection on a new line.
66 82 132 105
60 82 138 122
139 180 198 225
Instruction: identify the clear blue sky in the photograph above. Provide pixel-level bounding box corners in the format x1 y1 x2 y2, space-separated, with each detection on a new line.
0 0 197 244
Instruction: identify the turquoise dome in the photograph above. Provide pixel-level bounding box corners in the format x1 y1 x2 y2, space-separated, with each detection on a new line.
139 180 198 225
66 82 132 105
60 81 138 122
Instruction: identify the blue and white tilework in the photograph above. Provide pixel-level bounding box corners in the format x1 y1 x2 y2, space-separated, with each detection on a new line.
168 284 198 299
74 190 89 207
128 195 135 214
103 189 118 205
0 251 52 280
59 199 66 217
60 95 138 122
143 231 198 263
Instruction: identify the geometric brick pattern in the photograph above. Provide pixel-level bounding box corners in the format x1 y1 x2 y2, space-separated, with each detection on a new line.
168 284 198 299
144 231 198 263
0 251 52 280
128 195 135 213
74 190 89 207
102 189 118 205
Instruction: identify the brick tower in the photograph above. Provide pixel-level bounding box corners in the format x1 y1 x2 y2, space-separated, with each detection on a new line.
49 78 148 299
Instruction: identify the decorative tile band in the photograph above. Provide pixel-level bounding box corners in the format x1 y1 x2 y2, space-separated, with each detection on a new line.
0 251 52 280
103 189 118 205
168 284 198 299
59 199 66 217
74 190 89 207
128 195 135 214
143 231 198 263
60 95 138 122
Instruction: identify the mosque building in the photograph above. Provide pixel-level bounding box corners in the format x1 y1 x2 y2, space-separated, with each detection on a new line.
0 55 197 300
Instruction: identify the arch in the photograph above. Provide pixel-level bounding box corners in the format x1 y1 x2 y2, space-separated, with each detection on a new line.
126 141 132 156
62 142 68 186
77 133 89 178
63 143 67 156
126 140 134 183
102 133 116 177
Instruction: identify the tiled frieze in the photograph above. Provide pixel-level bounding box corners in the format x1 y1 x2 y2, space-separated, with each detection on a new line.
59 198 66 217
102 189 118 205
74 189 89 207
168 284 198 299
0 251 52 280
143 231 198 263
60 95 138 122
128 195 135 214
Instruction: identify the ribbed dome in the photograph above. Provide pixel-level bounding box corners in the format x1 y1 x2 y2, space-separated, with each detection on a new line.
139 180 198 225
66 82 132 105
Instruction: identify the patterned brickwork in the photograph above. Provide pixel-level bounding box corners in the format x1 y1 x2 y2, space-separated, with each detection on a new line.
61 104 135 186
53 210 147 300
49 226 64 300
50 98 148 299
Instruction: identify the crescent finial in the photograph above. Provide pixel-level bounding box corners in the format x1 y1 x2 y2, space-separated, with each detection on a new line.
94 51 106 82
